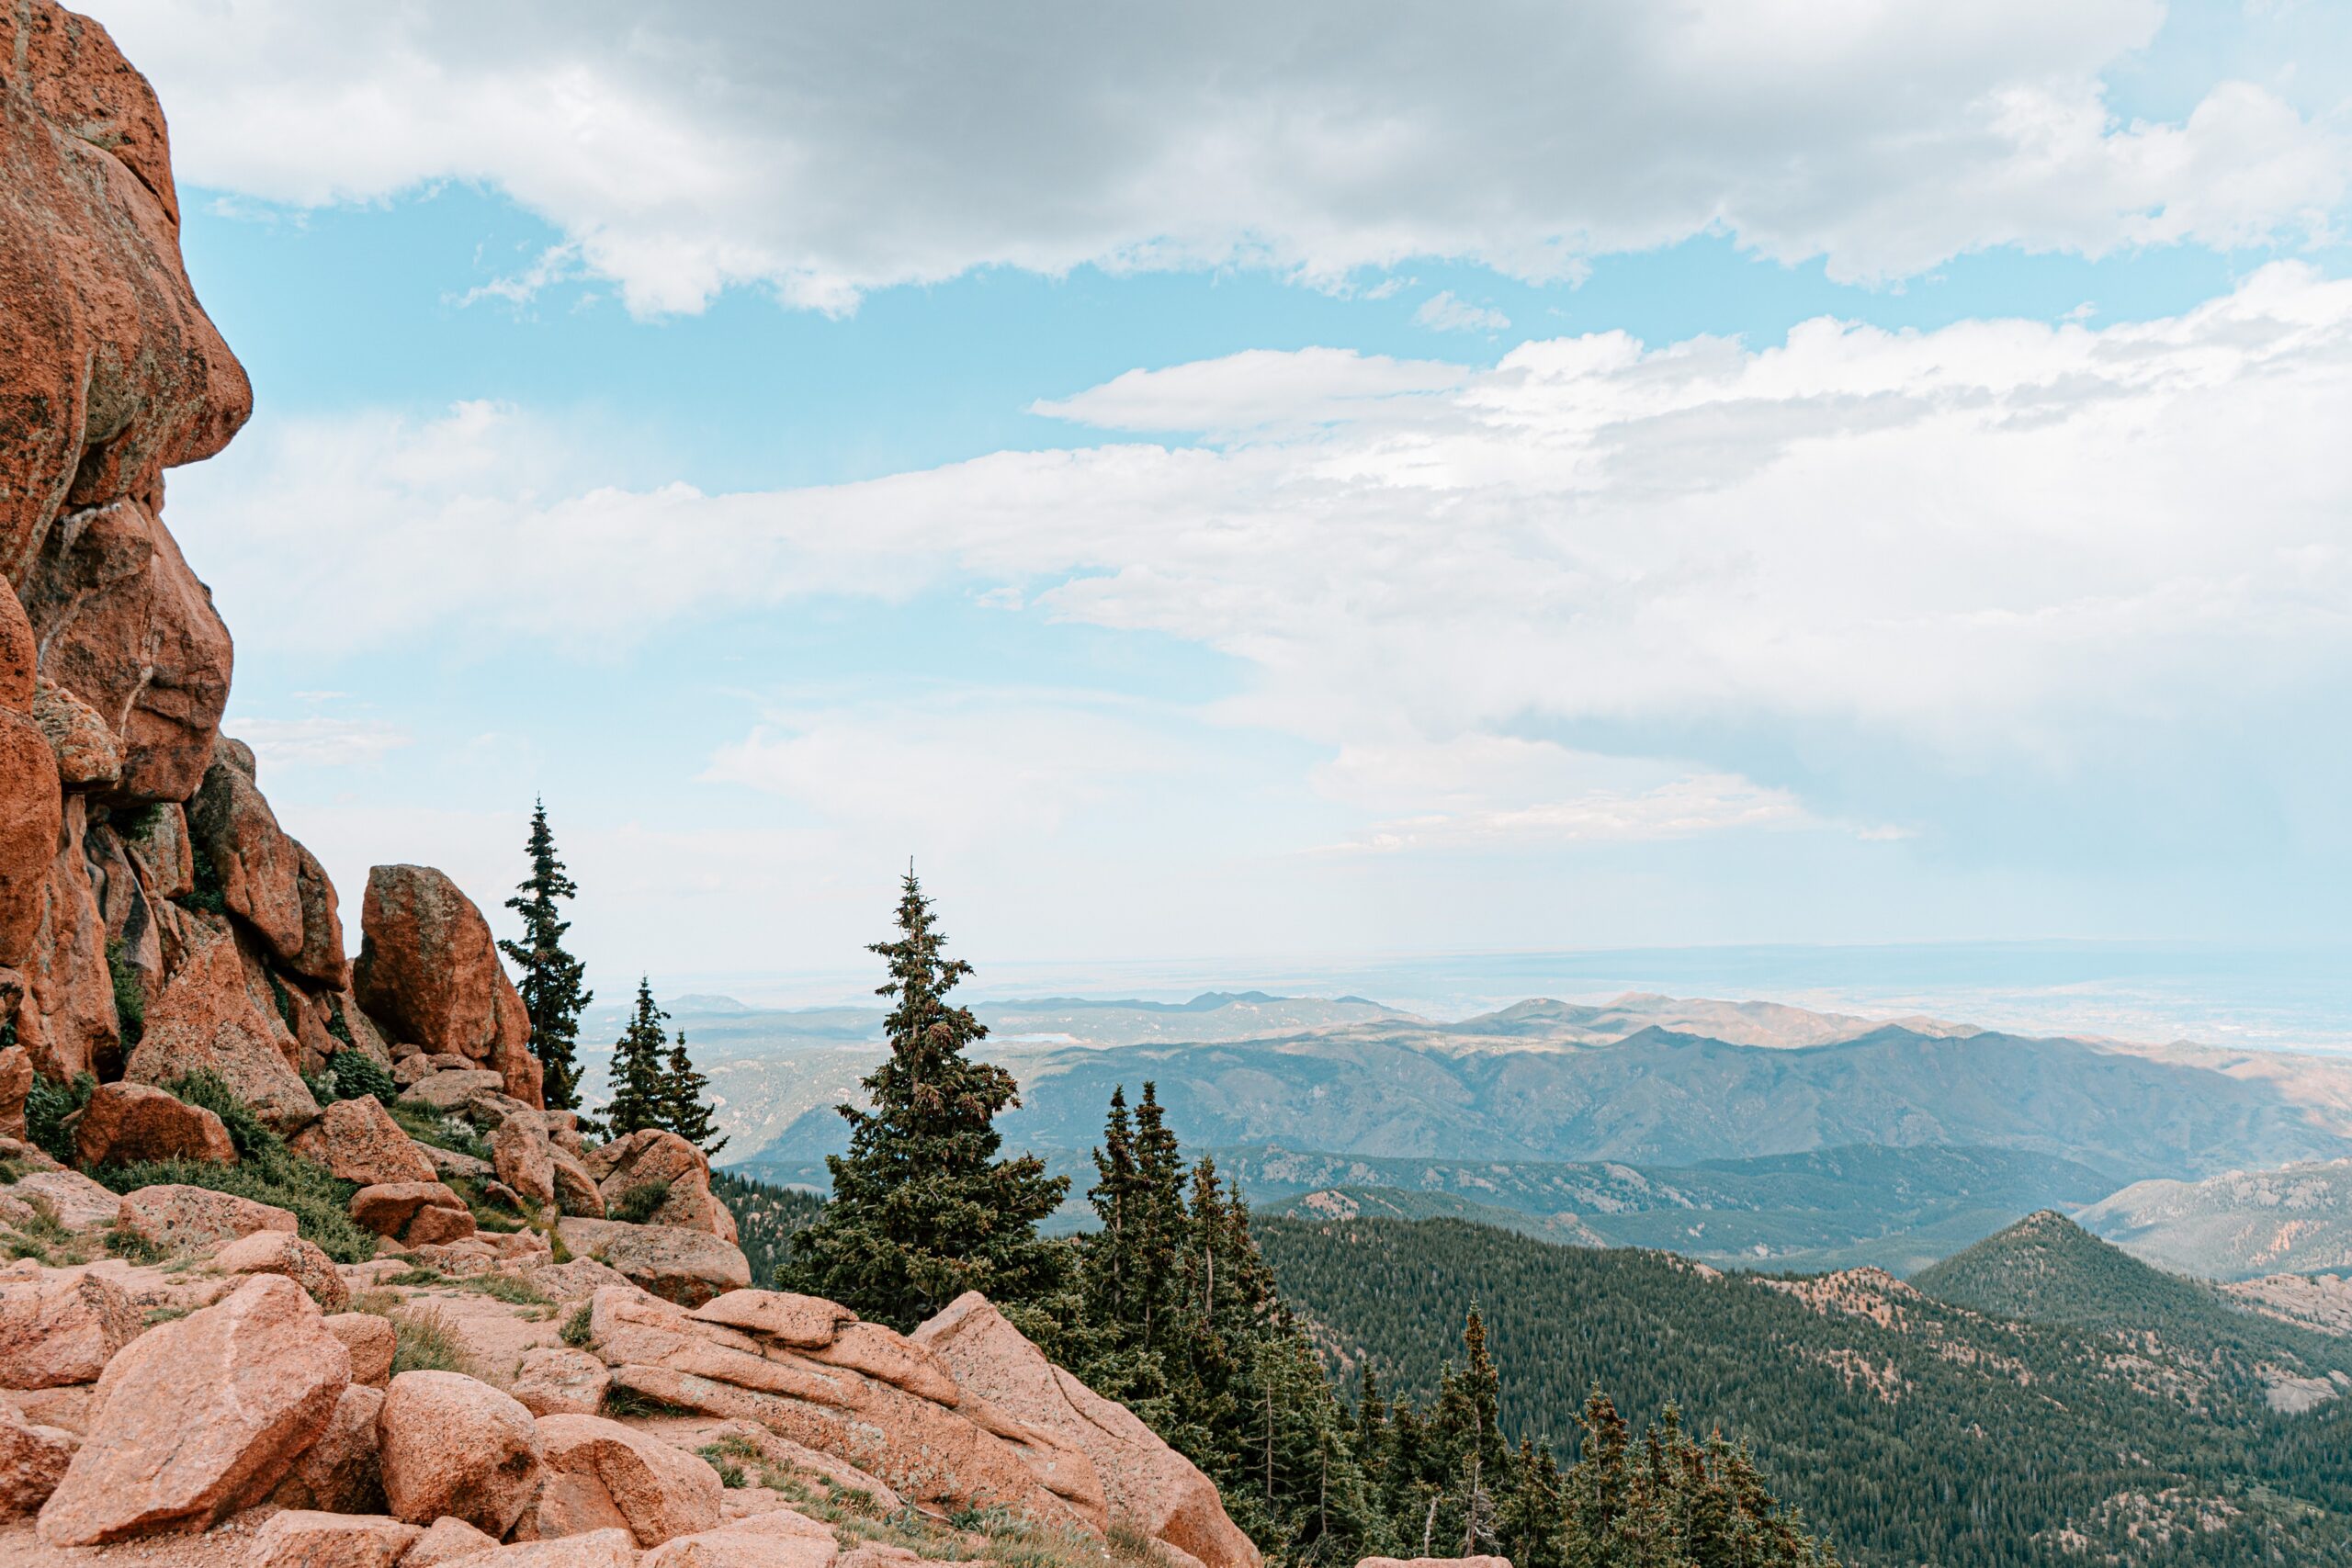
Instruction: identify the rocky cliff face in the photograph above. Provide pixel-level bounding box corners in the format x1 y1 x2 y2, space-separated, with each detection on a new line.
0 0 537 1120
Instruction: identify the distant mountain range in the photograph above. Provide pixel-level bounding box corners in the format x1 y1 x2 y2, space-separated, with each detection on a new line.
2077 1159 2352 1280
687 987 2352 1275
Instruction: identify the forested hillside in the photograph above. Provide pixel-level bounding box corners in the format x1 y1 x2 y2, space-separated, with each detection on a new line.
1260 1215 2352 1566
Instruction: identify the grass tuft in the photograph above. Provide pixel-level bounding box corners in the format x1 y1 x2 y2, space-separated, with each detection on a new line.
390 1304 472 1376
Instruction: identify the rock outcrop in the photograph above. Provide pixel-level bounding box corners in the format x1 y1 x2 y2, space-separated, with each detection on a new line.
379 1369 548 1537
0 0 541 1155
37 1273 349 1544
590 1286 1106 1532
915 1291 1261 1568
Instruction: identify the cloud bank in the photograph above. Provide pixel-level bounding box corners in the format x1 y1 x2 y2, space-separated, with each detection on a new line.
96 0 2348 313
168 264 2352 863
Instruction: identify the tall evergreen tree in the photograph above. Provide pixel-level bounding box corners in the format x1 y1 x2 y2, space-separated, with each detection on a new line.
783 870 1069 1330
605 977 670 1138
659 1030 729 1156
499 800 592 1109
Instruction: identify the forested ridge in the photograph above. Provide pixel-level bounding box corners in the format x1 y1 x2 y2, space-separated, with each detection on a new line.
1258 1215 2352 1566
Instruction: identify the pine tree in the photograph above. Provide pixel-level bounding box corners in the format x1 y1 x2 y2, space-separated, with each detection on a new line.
605 977 670 1138
783 869 1069 1330
499 800 592 1109
659 1030 729 1156
1084 1087 1141 1326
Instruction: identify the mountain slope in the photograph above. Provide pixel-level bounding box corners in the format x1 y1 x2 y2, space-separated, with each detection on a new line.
2077 1158 2352 1280
955 1023 2352 1178
1261 1215 2352 1567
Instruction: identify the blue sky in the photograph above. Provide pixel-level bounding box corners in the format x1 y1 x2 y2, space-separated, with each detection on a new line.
85 0 2352 1000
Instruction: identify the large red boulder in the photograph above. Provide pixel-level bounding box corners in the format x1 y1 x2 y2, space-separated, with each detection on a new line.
588 1128 736 1240
293 1093 439 1187
36 1274 348 1545
0 587 32 714
354 865 538 1105
536 1412 724 1546
72 1080 235 1168
378 1370 547 1538
0 1268 139 1389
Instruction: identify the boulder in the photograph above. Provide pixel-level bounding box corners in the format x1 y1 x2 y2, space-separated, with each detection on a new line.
531 1468 634 1539
0 1268 138 1388
378 1370 547 1537
556 1217 751 1307
290 841 349 987
915 1291 1260 1568
187 742 304 963
0 711 61 970
512 1346 612 1417
0 1401 75 1517
114 1181 295 1250
590 1128 737 1240
644 1514 843 1568
401 1068 506 1112
524 1256 633 1303
30 677 119 787
690 1291 853 1349
10 1168 119 1229
216 1227 351 1311
326 1311 398 1387
0 1045 30 1140
395 1051 476 1087
36 1274 348 1545
402 1515 502 1565
551 1147 605 1219
353 865 537 1103
443 1527 638 1566
124 921 320 1131
248 1509 420 1568
350 1180 475 1244
537 1412 725 1545
492 1111 557 1209
71 1079 234 1167
293 1093 438 1187
267 1382 385 1513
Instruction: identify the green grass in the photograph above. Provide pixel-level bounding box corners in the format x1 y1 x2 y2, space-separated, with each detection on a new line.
560 1303 594 1347
610 1179 672 1224
90 1072 377 1263
388 1101 490 1161
389 1305 472 1376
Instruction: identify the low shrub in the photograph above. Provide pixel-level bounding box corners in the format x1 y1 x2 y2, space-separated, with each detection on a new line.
94 1073 375 1262
388 1101 490 1161
611 1179 672 1225
24 1073 93 1165
560 1303 594 1347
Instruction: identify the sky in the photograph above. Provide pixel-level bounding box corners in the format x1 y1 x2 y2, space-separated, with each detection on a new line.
81 0 2352 1004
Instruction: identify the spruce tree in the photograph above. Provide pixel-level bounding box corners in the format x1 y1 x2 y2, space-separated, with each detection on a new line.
659 1030 729 1156
784 870 1069 1330
500 800 592 1109
605 978 670 1138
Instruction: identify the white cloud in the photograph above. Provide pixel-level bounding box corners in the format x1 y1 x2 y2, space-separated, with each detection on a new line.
230 715 413 770
90 0 2349 313
165 264 2352 822
1415 292 1511 334
1329 774 1815 854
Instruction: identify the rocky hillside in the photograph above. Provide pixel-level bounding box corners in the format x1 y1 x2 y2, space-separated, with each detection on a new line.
2078 1158 2352 1280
